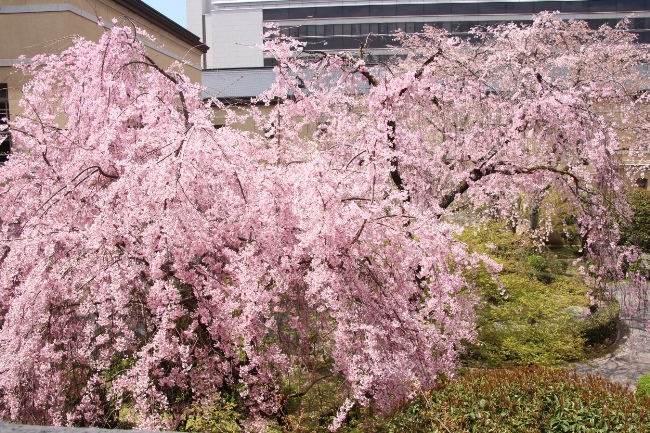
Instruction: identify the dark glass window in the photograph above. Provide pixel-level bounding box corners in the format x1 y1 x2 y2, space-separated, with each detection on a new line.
342 37 362 49
263 9 289 20
312 6 344 19
637 178 648 189
451 3 479 14
630 18 643 29
592 19 610 29
398 4 424 15
264 2 646 21
534 2 565 13
618 0 646 11
423 3 451 15
590 0 615 12
267 1 650 53
558 1 590 13
289 7 315 19
346 5 370 17
454 21 471 33
504 2 534 13
370 4 396 16
369 35 392 47
479 2 507 14
639 31 650 43
0 84 10 163
603 18 619 28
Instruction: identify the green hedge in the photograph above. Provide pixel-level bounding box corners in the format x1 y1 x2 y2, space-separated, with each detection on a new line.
382 366 650 433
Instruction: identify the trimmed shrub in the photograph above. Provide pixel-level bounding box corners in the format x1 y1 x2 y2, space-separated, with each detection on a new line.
581 301 620 347
382 366 650 433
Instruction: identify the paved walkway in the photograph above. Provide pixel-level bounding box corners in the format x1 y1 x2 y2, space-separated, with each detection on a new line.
573 285 650 390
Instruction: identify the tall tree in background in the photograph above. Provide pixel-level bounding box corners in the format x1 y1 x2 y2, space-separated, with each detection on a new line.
0 14 648 430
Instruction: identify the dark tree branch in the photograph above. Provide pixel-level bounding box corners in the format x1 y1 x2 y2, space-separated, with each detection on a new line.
439 164 581 210
439 166 496 209
115 57 192 157
386 120 411 203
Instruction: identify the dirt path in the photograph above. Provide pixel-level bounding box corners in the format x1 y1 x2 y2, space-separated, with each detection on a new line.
573 284 650 390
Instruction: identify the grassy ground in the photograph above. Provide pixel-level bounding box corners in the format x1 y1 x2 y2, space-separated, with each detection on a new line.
458 222 618 367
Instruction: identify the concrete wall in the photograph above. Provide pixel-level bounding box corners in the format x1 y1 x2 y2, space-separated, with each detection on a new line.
186 0 208 42
209 9 264 69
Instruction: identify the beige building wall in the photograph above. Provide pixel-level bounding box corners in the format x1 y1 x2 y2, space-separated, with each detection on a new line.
0 0 208 122
213 104 274 133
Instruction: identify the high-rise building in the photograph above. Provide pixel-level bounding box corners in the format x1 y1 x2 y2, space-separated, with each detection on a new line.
188 0 650 70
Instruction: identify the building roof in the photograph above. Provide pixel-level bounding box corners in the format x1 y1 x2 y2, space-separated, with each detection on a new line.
203 68 278 99
116 0 209 53
202 66 376 99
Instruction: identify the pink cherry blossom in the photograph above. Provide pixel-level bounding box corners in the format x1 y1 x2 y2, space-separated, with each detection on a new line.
0 14 648 430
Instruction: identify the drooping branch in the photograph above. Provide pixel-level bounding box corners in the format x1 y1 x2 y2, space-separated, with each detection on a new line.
439 166 497 210
439 165 581 210
84 165 119 180
116 57 191 129
415 48 443 80
386 120 410 203
359 67 379 87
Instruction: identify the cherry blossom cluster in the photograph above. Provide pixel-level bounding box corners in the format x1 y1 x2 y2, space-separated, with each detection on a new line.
0 14 648 430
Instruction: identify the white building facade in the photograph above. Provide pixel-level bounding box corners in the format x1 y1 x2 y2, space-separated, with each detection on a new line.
188 0 650 70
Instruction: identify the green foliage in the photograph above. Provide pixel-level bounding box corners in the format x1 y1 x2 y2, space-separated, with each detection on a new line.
470 274 589 365
525 254 548 273
381 366 650 433
100 355 138 429
459 222 614 366
544 191 583 246
636 373 650 397
267 371 382 433
621 187 650 252
180 394 243 433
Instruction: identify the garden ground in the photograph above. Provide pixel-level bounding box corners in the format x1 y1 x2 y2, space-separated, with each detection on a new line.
574 284 650 389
